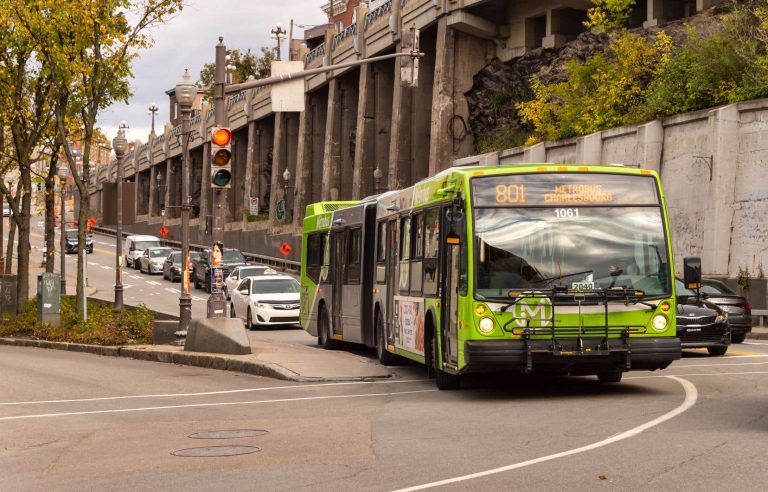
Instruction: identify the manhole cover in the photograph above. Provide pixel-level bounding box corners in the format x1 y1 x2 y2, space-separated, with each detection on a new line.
171 446 261 458
189 430 269 440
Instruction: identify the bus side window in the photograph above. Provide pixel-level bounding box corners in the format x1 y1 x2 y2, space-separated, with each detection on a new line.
306 233 323 284
410 213 424 295
320 233 330 284
376 221 387 284
399 216 411 294
423 208 440 297
347 228 361 285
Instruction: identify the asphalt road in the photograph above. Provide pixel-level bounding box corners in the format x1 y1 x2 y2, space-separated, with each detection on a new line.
2 342 768 491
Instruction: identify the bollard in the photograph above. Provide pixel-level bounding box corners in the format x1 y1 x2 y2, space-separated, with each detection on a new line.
37 272 61 327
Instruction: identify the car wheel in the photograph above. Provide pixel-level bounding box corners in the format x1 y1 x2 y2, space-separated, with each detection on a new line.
707 346 728 356
318 306 337 349
597 370 623 383
429 329 461 390
732 333 747 344
376 310 399 366
246 308 255 330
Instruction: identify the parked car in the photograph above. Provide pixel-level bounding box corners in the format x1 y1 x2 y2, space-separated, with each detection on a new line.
676 278 730 356
191 248 247 293
162 250 201 282
701 279 752 344
64 229 94 254
125 235 162 269
139 247 172 274
223 265 276 299
229 275 301 329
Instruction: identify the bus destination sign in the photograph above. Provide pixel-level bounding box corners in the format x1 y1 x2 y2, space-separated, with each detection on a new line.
473 173 659 207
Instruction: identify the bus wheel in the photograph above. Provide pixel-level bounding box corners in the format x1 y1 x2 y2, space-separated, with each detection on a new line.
429 331 461 390
597 370 623 384
318 307 337 349
376 311 399 366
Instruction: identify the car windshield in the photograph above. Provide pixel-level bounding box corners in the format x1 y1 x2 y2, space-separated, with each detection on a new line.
170 252 181 264
473 207 671 298
134 241 161 250
239 267 268 278
150 248 171 258
66 231 78 239
224 250 245 262
251 278 299 294
701 281 736 295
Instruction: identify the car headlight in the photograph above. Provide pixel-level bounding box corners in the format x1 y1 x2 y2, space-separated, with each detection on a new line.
652 314 668 331
253 302 267 309
715 313 727 323
478 317 494 334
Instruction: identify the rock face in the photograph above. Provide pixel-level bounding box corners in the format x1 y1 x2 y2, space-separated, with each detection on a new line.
184 317 251 355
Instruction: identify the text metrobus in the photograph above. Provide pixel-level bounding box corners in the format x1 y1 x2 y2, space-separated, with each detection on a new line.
300 163 681 389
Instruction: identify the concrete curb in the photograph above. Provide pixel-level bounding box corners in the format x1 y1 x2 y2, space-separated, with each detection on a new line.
0 338 388 382
746 331 768 341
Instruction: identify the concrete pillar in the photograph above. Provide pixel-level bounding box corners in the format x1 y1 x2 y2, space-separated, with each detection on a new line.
644 0 665 28
339 76 359 200
322 79 342 200
164 158 173 219
295 95 313 226
353 66 375 198
577 131 603 164
637 120 664 173
388 48 413 192
428 17 456 176
243 120 256 219
524 142 546 162
542 9 567 49
149 166 157 217
702 104 739 276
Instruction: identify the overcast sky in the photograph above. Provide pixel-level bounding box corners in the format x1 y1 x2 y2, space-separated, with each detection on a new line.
100 0 327 144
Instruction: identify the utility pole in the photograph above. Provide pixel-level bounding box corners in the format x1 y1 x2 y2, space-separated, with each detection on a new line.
176 69 196 331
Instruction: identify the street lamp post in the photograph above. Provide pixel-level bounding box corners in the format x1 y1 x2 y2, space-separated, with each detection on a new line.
156 171 165 216
112 123 129 309
57 165 68 293
176 69 196 332
282 168 293 220
148 102 159 135
373 166 387 194
270 22 287 61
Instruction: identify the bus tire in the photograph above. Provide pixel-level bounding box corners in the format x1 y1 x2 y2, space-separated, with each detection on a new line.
597 370 623 384
429 328 461 390
376 310 399 366
318 306 337 349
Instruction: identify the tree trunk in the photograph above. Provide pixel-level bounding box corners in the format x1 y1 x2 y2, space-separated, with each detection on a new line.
76 191 88 315
5 219 15 274
44 156 58 273
16 167 33 313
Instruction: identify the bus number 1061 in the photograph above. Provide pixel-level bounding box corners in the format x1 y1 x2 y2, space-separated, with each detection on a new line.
495 184 526 204
554 208 579 218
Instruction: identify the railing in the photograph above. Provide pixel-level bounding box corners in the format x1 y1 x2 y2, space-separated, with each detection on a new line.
753 309 768 327
305 43 326 65
365 0 392 29
92 226 300 272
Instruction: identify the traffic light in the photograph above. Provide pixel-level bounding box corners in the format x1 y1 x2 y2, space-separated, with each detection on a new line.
210 127 232 189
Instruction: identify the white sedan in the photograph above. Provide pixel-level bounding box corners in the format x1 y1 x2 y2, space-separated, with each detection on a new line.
223 265 276 300
229 275 301 329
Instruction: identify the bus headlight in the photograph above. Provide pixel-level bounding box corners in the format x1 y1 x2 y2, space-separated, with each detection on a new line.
652 314 668 331
478 317 494 334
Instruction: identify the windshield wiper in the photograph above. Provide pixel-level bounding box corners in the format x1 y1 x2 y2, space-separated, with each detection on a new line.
531 270 593 286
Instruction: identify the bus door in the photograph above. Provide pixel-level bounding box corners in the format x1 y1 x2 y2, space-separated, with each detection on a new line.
331 230 345 338
441 208 460 367
385 220 398 336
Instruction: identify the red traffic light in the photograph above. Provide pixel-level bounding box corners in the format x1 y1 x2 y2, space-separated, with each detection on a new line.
212 127 232 146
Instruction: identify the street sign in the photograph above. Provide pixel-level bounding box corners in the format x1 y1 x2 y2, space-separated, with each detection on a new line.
249 197 259 215
276 199 286 220
270 61 305 112
279 242 292 257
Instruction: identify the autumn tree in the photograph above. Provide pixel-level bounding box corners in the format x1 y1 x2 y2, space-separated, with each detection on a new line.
199 47 277 87
12 0 183 315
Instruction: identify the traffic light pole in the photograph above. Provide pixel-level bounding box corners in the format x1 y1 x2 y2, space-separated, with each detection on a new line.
207 37 228 318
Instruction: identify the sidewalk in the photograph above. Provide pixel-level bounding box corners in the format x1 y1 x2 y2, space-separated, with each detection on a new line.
747 326 768 340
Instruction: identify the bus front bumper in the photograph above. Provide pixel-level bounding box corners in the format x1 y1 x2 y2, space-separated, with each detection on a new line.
464 337 681 374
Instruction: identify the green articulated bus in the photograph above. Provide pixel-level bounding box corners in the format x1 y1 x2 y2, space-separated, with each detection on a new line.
300 162 681 389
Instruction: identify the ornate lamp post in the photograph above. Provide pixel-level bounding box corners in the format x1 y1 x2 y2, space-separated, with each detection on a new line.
270 22 287 60
148 102 159 135
56 165 68 293
156 171 165 216
112 123 129 309
373 166 387 194
282 168 293 220
176 68 196 332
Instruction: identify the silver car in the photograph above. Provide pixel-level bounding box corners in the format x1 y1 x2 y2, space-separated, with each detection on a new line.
139 247 172 274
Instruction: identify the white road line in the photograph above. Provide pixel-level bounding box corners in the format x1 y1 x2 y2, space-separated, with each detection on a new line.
0 389 435 421
146 281 161 286
100 266 111 270
742 341 768 346
123 284 133 290
393 377 697 492
129 275 141 280
88 262 99 266
165 288 181 294
628 370 768 380
192 296 205 301
671 361 768 369
0 379 430 406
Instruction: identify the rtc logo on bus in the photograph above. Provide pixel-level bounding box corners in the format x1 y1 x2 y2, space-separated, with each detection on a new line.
512 297 553 327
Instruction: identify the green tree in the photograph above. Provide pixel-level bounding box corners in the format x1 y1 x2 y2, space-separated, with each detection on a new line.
11 0 183 315
585 0 637 32
199 47 277 87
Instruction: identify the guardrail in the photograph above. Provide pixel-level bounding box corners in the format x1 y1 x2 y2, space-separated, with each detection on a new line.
753 309 768 327
92 226 300 273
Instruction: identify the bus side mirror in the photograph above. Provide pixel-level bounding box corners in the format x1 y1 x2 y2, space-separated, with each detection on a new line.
683 257 702 290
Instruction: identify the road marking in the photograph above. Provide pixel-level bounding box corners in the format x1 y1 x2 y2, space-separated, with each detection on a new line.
672 361 768 369
165 288 181 294
393 377 697 492
100 266 111 270
192 296 205 301
0 379 430 406
129 275 141 280
0 389 435 421
123 284 133 290
146 281 161 286
628 371 768 379
88 262 99 266
743 341 768 346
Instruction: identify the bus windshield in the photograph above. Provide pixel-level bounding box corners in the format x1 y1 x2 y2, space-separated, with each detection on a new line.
473 206 671 298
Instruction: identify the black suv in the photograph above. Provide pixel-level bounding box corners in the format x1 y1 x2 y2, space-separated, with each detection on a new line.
700 279 752 344
676 278 730 356
191 248 247 293
65 229 94 254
